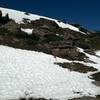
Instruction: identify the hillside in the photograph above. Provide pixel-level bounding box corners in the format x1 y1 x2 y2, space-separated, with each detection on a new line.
0 7 100 100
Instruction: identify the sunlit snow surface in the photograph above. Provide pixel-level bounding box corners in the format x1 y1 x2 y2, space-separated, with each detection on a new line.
0 7 80 32
0 45 100 100
77 47 100 71
21 28 33 35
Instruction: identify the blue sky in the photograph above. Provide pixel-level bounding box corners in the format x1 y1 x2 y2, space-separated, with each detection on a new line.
0 0 100 30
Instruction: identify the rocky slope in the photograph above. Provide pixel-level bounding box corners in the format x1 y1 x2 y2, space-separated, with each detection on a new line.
0 8 100 61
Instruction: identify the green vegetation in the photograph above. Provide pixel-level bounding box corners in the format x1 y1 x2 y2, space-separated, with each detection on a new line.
0 27 13 36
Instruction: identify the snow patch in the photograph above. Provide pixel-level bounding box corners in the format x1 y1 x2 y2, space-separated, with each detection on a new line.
77 47 100 71
21 28 33 35
0 45 100 100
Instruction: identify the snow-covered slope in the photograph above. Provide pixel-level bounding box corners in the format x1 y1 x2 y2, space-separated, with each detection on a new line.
0 45 100 100
77 47 100 71
0 7 80 32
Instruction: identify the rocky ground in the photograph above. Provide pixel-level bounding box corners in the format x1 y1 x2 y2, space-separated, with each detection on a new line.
0 18 100 61
69 95 100 100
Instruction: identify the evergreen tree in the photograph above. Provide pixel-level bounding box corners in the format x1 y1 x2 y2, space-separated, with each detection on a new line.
0 10 2 23
0 10 2 18
5 13 9 21
2 13 10 24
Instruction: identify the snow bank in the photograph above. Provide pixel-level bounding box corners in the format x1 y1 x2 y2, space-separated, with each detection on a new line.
0 7 80 32
21 28 33 35
0 45 99 100
77 47 100 71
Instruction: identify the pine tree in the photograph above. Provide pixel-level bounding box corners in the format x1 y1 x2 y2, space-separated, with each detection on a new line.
5 13 9 21
0 10 2 18
2 13 10 24
0 10 2 23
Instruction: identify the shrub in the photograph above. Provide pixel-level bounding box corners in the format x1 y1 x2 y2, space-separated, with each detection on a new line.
0 28 13 36
44 34 63 42
31 33 40 41
79 27 88 33
71 24 81 28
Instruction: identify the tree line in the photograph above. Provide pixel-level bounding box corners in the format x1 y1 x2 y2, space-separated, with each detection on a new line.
0 10 10 24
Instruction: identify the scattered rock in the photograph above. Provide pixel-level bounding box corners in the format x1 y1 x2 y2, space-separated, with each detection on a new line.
90 72 100 81
17 97 53 100
56 62 97 73
52 47 88 61
69 95 100 100
92 81 100 87
31 18 59 29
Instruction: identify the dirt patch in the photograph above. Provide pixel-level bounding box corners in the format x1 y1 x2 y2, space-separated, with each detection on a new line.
15 97 53 100
56 62 97 73
90 72 100 81
92 81 100 87
69 95 100 100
